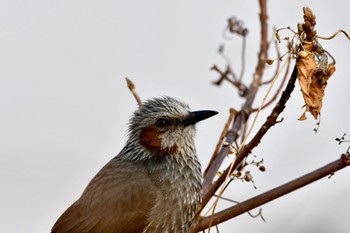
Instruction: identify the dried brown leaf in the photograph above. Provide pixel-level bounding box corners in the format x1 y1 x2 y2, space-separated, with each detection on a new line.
297 43 336 120
307 64 335 119
296 7 336 121
297 44 316 120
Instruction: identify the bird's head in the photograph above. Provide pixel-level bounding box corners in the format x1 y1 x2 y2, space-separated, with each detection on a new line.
126 96 217 159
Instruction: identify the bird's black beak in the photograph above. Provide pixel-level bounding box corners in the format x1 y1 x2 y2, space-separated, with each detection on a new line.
183 110 218 127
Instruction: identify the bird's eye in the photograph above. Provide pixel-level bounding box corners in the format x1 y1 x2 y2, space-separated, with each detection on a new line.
155 118 171 128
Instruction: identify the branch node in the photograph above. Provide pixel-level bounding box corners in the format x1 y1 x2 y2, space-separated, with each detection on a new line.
340 152 350 165
276 117 284 124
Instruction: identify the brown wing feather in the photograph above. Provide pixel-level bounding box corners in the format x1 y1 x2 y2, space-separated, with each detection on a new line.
51 159 158 233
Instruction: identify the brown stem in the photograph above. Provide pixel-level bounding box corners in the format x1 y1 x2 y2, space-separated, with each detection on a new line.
202 0 269 197
261 39 281 85
252 58 291 112
125 77 142 106
211 65 248 96
196 153 350 230
201 112 245 195
202 65 298 212
203 108 237 177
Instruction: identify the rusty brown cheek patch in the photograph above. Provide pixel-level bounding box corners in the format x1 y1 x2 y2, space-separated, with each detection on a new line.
139 125 178 156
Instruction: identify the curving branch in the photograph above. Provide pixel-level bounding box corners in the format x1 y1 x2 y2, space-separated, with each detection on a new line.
197 152 350 230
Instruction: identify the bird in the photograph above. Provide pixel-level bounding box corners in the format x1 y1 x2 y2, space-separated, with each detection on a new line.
51 96 218 233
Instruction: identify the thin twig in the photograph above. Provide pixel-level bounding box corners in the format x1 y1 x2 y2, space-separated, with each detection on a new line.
211 65 236 86
213 194 239 204
125 77 142 106
213 194 265 222
252 56 291 112
316 29 350 41
240 118 248 145
247 208 265 222
203 108 237 177
211 65 248 96
238 36 247 82
261 39 282 85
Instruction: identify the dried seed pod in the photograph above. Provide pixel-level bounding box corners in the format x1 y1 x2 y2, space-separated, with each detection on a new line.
298 50 309 58
266 59 274 65
244 171 253 182
259 165 266 172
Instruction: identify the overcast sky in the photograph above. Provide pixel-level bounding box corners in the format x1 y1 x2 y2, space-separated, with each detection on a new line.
1 1 350 233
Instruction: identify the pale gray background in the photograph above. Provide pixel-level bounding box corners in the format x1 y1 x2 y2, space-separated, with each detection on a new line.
1 0 350 233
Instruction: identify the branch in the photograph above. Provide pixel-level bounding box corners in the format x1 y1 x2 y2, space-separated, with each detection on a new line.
190 3 349 233
197 153 350 230
252 58 291 112
125 77 142 106
211 65 249 96
203 108 237 177
261 39 281 85
202 0 269 196
202 65 298 214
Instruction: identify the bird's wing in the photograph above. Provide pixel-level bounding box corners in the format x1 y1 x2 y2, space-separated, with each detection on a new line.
51 159 158 233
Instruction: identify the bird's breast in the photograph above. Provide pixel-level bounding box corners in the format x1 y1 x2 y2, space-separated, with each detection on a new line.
143 154 202 232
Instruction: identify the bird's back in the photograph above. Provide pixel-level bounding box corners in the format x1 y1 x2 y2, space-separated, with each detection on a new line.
51 158 158 233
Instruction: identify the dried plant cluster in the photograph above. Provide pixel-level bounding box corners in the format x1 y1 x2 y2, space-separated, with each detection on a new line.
295 9 336 121
275 7 337 122
186 4 350 233
126 2 350 232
